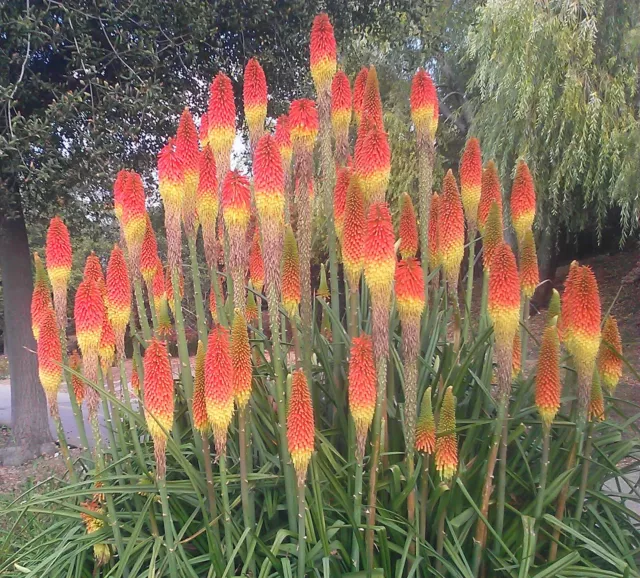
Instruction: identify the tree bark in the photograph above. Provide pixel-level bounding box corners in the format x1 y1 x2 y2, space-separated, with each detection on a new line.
0 200 52 460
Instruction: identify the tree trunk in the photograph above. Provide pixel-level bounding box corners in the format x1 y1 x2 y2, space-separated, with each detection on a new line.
535 225 558 308
0 200 52 463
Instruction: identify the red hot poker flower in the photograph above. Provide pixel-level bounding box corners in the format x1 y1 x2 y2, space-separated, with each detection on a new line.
197 146 219 269
140 215 160 287
398 193 419 259
487 242 521 350
289 99 319 154
427 192 441 271
106 245 131 357
510 160 536 242
459 137 482 232
249 229 265 295
281 225 301 318
435 387 458 483
176 107 201 239
274 114 293 169
207 72 236 162
352 68 369 126
598 315 623 394
113 170 129 221
355 124 391 205
478 160 502 235
121 172 147 271
243 58 268 144
333 166 351 243
193 341 209 434
415 388 436 454
331 70 351 160
231 311 253 409
287 369 315 485
46 216 72 329
37 307 62 414
310 13 337 94
348 334 377 462
342 179 365 291
536 322 561 428
439 170 465 286
519 229 539 299
31 252 52 342
410 68 438 142
254 134 285 226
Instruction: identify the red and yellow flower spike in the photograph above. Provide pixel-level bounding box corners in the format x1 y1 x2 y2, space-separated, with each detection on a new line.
535 320 561 428
287 368 315 485
140 215 160 288
246 286 258 323
398 193 419 259
331 70 351 161
459 137 482 232
113 170 129 221
249 229 265 295
352 67 369 126
510 160 536 242
166 264 184 315
193 341 209 434
176 107 201 239
478 160 502 236
435 386 458 483
348 334 376 462
410 68 438 142
355 124 391 205
427 192 441 271
231 310 253 409
131 360 140 395
310 13 337 95
289 99 319 154
438 170 465 286
275 114 293 170
197 146 219 269
31 252 52 342
83 252 105 294
395 257 425 326
282 224 301 318
46 216 72 330
106 245 131 358
205 325 235 456
482 201 503 272
99 314 116 372
487 241 521 350
333 166 351 243
520 229 539 299
75 277 105 361
342 179 366 291
207 72 236 173
143 338 174 479
254 134 285 227
415 388 436 455
512 331 522 378
361 66 384 130
589 371 605 422
37 307 62 414
121 171 147 274
158 139 183 271
598 315 623 393
69 349 85 405
243 58 268 146
80 499 111 566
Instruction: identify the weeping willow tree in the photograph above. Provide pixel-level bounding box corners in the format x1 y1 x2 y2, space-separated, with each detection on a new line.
466 0 640 287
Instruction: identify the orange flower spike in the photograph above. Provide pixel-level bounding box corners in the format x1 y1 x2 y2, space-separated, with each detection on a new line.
487 242 521 349
176 107 201 239
205 325 235 456
245 286 258 323
331 70 351 159
31 252 52 341
140 215 160 287
435 387 458 483
589 371 605 422
221 170 251 234
274 114 293 169
99 315 116 372
243 58 268 144
361 66 383 130
439 170 466 285
512 331 522 378
427 192 441 271
249 230 265 295
459 137 482 231
254 134 285 226
364 202 396 302
332 166 351 244
75 277 105 359
310 13 337 94
520 229 539 299
121 172 147 268
355 124 391 204
410 68 438 142
536 321 561 428
598 316 623 394
398 193 419 259
352 67 369 126
130 361 140 395
415 388 436 455
113 170 129 221
317 263 330 300
348 334 377 462
289 99 319 154
197 146 219 269
143 338 174 478
208 72 236 161
37 307 63 411
69 350 85 404
482 201 503 272
478 160 502 235
46 216 72 328
231 311 253 409
83 252 105 294
287 368 315 485
106 245 131 356
166 264 185 315
395 257 425 325
158 139 183 218
510 160 536 242
193 341 209 434
281 225 301 318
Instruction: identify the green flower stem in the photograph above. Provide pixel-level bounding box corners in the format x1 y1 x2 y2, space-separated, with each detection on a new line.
238 406 257 577
531 423 551 565
351 458 364 571
417 140 435 308
479 269 489 332
119 358 146 471
521 295 530 372
134 279 152 342
575 421 595 525
60 335 91 453
297 482 307 578
435 499 447 574
463 230 477 343
348 289 359 340
171 270 194 413
200 434 222 545
218 449 234 566
158 475 179 578
52 410 76 482
419 455 430 543
210 266 228 327
493 407 509 555
548 439 578 562
188 237 208 343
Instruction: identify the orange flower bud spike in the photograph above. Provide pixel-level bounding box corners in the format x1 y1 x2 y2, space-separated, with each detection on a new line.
589 371 605 422
99 314 116 373
158 139 183 271
415 388 436 455
243 58 268 148
193 341 209 434
520 229 539 299
410 68 438 143
140 215 160 288
113 170 129 221
361 66 383 131
37 307 63 415
121 172 147 276
289 99 319 155
254 134 285 232
427 192 441 272
106 245 131 358
488 242 521 353
435 387 458 483
143 338 174 479
352 68 369 127
398 193 419 259
536 321 561 429
231 311 253 409
478 160 502 236
598 316 622 394
69 349 85 405
317 263 330 300
287 369 315 485
208 72 236 178
31 252 52 342
275 114 293 179
395 258 425 343
482 201 503 272
80 499 111 565
333 166 351 244
176 108 201 240
512 331 522 379
342 179 365 292
245 285 258 323
510 160 536 243
355 124 391 205
197 146 219 269
348 334 376 462
205 325 235 457
46 216 72 330
282 225 301 318
131 360 141 395
249 230 265 296
459 137 482 233
310 13 337 95
331 70 352 162
83 252 105 294
439 170 465 288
